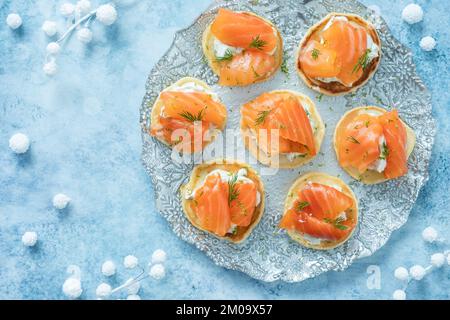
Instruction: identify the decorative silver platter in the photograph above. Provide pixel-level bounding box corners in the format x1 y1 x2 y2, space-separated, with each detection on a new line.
140 0 435 282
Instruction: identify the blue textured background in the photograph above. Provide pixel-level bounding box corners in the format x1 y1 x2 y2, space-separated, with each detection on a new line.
0 0 448 300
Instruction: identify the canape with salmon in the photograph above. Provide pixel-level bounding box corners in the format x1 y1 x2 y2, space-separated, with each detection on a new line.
279 172 358 250
150 77 227 153
296 13 381 95
334 106 416 184
180 159 265 243
240 90 325 168
202 8 283 86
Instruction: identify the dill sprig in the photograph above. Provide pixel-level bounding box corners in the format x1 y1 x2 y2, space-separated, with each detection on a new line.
347 136 360 144
228 173 240 205
249 35 267 50
324 217 348 230
254 110 271 126
281 58 289 75
379 142 389 160
252 66 261 78
352 49 372 74
311 48 320 60
215 49 234 62
178 107 206 122
296 201 310 211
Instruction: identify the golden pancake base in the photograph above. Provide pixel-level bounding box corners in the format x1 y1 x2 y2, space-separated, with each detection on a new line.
202 11 283 86
283 172 359 250
295 12 381 96
180 159 265 243
150 77 227 153
240 90 325 168
333 106 416 184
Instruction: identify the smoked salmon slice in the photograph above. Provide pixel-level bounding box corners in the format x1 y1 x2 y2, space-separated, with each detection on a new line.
336 109 409 178
299 18 370 87
230 181 257 227
210 8 277 54
152 117 209 152
271 96 316 155
218 51 276 86
194 173 231 237
241 92 316 155
297 183 354 220
279 208 352 241
151 90 227 153
159 91 226 128
298 40 342 78
279 183 355 241
337 113 383 173
192 172 259 236
378 110 408 179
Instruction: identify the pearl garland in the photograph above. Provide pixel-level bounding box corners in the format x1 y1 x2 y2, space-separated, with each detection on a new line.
77 27 93 43
151 249 167 264
76 0 92 15
422 226 438 243
402 3 423 24
46 42 61 55
393 226 449 299
6 13 22 29
96 4 117 26
420 36 437 51
60 3 75 17
101 260 116 277
22 231 38 247
96 283 112 298
393 289 406 300
42 20 58 37
124 255 138 269
9 133 30 154
53 193 71 209
62 277 82 299
43 60 57 76
394 267 409 281
42 2 118 76
149 264 166 280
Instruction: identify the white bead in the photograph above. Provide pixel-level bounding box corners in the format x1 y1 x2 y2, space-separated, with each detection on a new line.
420 36 436 51
62 278 82 299
127 294 141 300
96 4 117 26
422 226 438 243
42 20 57 37
60 3 75 17
149 264 165 280
151 249 167 264
46 42 61 55
409 265 426 280
124 278 140 295
402 3 423 24
53 193 71 209
101 260 116 277
22 231 38 247
76 0 91 14
393 289 406 300
394 267 409 281
123 255 138 269
76 27 92 43
96 283 112 298
9 133 30 154
430 253 445 268
6 13 22 29
43 61 57 76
